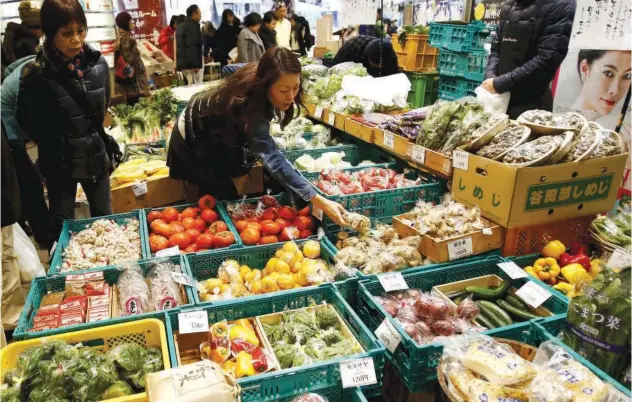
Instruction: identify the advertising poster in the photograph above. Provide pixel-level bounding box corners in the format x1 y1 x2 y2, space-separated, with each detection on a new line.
117 0 167 45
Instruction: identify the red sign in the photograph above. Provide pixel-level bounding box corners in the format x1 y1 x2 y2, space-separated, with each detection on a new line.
117 0 166 45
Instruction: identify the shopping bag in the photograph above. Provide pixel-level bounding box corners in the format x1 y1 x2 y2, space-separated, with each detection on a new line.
13 223 45 283
228 47 238 62
475 85 511 114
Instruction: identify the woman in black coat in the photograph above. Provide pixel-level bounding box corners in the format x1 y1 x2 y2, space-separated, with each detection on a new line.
213 9 241 66
289 14 312 57
259 11 277 50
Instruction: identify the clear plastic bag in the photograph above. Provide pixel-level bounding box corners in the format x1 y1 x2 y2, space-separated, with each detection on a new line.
475 85 510 114
117 263 150 316
147 261 183 311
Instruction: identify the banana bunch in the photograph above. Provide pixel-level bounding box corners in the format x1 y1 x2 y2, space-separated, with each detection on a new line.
110 158 169 187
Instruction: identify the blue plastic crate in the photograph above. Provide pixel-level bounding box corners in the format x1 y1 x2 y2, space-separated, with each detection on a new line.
438 76 479 101
437 49 488 82
14 255 189 340
429 21 491 52
49 210 148 275
165 284 386 402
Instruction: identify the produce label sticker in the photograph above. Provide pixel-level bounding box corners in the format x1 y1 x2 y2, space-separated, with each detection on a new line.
340 357 378 388
178 311 209 334
328 112 336 126
312 206 324 221
378 272 408 292
314 106 324 119
374 319 402 353
383 132 395 149
411 145 425 164
515 281 551 308
132 181 148 197
172 272 193 286
156 245 180 258
497 262 528 280
447 236 473 260
607 248 631 269
452 150 469 170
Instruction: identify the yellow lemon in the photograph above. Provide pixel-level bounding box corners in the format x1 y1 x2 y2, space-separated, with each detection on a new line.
261 276 279 293
275 260 291 274
249 279 263 294
279 252 295 264
239 265 251 277
265 258 280 273
275 249 284 259
292 261 302 274
282 241 299 254
244 269 262 283
303 240 321 259
291 250 304 266
220 284 231 295
298 265 318 286
277 274 295 290
204 278 223 293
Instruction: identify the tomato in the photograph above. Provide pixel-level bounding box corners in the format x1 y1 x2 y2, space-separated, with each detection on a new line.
235 220 248 232
193 218 207 232
184 244 198 253
201 209 219 224
168 232 191 249
185 229 201 243
245 222 261 231
169 222 185 234
260 235 279 245
262 207 279 221
299 229 313 238
181 207 199 219
240 227 261 245
147 211 162 224
161 207 179 223
297 206 310 216
213 231 235 248
247 217 261 223
182 217 197 230
275 218 292 231
199 194 217 210
260 220 281 235
197 234 214 249
261 195 279 208
208 221 228 234
150 219 167 232
293 216 315 231
278 206 296 221
149 235 169 253
153 222 174 238
279 227 300 242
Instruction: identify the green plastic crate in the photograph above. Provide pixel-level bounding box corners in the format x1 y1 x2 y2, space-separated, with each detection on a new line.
406 72 439 108
438 76 479 101
286 141 394 171
186 238 359 306
14 255 190 340
356 256 569 385
437 50 488 82
49 210 148 275
271 385 366 402
164 284 386 402
429 21 491 52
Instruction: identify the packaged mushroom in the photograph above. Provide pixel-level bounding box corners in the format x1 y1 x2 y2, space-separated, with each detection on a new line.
590 129 624 159
561 124 601 162
502 135 566 166
518 110 584 131
475 123 531 160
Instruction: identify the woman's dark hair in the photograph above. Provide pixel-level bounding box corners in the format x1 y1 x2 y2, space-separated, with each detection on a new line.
263 11 276 25
115 12 132 31
169 15 178 28
176 14 186 24
577 49 607 79
244 12 262 27
196 47 303 141
220 9 235 27
40 0 87 39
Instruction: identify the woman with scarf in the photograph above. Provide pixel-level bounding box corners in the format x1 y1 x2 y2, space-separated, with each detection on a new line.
114 12 149 104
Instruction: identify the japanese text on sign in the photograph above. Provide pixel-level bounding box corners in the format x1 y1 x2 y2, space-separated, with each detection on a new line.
452 150 469 170
378 272 409 292
570 0 631 50
172 272 193 286
411 145 425 164
447 237 473 260
340 357 378 388
178 311 209 334
383 132 395 149
516 281 551 308
497 262 528 280
524 174 614 211
132 181 148 197
374 319 402 353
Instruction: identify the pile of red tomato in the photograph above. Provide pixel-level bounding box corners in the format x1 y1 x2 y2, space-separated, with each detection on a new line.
147 195 236 254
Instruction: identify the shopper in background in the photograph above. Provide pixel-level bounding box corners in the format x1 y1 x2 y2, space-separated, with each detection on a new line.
17 0 115 240
159 15 179 60
214 9 241 66
332 35 399 77
272 1 291 49
177 4 203 84
114 12 150 104
167 47 348 225
289 14 313 57
237 13 264 63
482 0 576 118
259 11 278 50
202 21 217 62
1 0 41 78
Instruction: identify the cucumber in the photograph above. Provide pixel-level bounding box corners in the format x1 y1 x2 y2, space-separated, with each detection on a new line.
504 295 529 311
453 293 471 306
474 313 496 329
496 300 540 321
478 300 513 327
466 279 511 300
475 301 507 328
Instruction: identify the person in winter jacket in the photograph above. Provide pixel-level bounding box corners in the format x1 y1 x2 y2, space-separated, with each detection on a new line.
114 12 149 103
289 14 312 57
1 0 41 78
158 15 179 61
482 0 576 118
272 1 291 49
333 35 399 77
202 21 217 61
17 0 113 240
176 4 203 84
214 9 241 66
259 11 278 50
237 13 264 63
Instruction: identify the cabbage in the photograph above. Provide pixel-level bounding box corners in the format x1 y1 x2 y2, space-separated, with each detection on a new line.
295 155 315 171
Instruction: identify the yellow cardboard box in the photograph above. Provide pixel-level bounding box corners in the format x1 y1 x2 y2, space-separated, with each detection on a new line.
451 152 628 228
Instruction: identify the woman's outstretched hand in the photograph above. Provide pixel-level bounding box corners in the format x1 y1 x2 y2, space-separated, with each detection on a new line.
311 194 347 226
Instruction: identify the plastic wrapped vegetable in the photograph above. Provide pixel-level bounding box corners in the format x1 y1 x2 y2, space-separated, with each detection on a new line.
117 263 150 315
108 343 164 389
147 261 183 311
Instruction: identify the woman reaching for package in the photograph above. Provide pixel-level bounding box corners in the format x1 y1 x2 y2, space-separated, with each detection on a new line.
167 47 348 226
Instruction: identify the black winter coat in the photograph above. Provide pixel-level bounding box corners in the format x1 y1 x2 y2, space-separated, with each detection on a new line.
213 23 240 65
1 126 21 228
17 45 111 180
259 26 277 50
485 0 575 106
1 22 39 75
176 19 203 69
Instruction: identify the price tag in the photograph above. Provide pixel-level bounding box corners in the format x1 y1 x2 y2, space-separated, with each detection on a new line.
374 319 402 353
378 272 408 292
314 106 324 119
312 206 324 221
482 227 493 235
497 262 528 280
608 248 631 269
340 357 378 388
411 145 425 164
172 272 193 286
178 311 209 334
452 150 469 170
515 281 552 308
447 236 473 260
156 245 180 257
328 112 336 126
443 158 452 173
383 132 395 149
131 181 148 197
50 241 58 256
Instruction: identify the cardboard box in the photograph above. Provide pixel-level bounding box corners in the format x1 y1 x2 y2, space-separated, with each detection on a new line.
232 163 264 195
452 152 629 228
111 175 185 214
406 143 453 179
344 117 375 143
373 128 410 159
313 46 328 59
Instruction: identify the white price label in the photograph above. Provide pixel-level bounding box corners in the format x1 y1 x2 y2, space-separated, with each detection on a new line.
515 281 552 308
50 241 58 256
443 158 452 173
178 311 209 334
328 112 336 126
452 150 469 170
411 145 425 164
374 319 402 353
156 245 180 257
447 236 473 260
312 206 324 221
482 227 493 235
131 181 148 197
383 132 395 149
314 106 324 118
340 357 378 388
378 272 408 292
172 272 193 286
497 262 528 280
607 248 631 269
